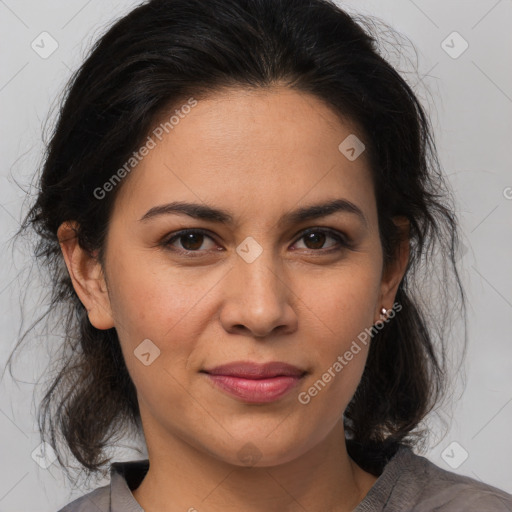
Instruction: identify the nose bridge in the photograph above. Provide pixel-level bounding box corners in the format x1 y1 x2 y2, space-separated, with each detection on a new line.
234 235 283 304
220 235 295 337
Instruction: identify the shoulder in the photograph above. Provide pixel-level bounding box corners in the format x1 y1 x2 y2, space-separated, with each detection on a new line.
54 458 148 512
56 484 110 512
391 446 512 511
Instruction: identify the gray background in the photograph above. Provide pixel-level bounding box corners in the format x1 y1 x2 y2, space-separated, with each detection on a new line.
0 0 511 510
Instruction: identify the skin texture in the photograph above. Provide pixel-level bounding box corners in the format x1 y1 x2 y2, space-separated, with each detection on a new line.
58 86 409 512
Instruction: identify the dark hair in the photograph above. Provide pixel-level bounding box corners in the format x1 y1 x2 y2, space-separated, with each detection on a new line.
6 0 467 482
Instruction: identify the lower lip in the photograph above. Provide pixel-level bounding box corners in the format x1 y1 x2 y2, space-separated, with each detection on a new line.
204 374 303 403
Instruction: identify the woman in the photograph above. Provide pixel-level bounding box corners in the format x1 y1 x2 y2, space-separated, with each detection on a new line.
9 0 512 510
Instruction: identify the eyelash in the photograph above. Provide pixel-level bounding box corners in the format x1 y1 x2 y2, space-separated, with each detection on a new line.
161 227 351 256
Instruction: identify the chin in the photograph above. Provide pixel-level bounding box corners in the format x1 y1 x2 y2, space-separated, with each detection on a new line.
205 431 312 468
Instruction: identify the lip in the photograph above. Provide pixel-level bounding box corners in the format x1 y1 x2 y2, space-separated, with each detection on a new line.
201 361 307 403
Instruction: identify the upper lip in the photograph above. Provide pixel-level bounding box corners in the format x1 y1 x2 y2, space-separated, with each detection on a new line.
202 361 307 379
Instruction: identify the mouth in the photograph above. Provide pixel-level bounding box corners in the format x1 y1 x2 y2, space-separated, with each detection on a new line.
200 361 307 403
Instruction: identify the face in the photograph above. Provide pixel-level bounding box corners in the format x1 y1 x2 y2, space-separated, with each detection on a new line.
61 86 407 468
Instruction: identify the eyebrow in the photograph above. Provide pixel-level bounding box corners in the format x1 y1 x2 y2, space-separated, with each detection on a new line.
139 198 367 228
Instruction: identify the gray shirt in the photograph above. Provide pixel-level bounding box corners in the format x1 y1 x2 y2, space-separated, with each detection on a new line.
57 445 512 511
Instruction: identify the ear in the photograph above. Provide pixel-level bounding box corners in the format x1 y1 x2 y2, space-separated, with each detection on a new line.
57 221 115 330
375 216 410 323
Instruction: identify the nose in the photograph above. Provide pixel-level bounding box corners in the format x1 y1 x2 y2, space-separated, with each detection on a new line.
219 245 298 338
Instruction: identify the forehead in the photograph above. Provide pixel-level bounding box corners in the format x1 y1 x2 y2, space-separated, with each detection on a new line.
111 86 376 227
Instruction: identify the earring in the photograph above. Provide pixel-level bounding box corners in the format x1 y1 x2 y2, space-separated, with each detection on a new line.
373 307 388 327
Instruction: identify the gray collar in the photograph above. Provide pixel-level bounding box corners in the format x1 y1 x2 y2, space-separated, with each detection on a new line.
110 459 148 511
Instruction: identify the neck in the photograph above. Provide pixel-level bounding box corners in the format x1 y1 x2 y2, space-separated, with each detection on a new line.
132 419 378 512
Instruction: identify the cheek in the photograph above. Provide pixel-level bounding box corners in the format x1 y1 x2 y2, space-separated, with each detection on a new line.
298 263 381 351
108 256 206 336
107 268 212 415
105 260 218 388
294 263 381 407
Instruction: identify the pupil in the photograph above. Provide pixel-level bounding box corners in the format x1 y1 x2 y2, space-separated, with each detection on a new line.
182 233 203 250
305 232 325 249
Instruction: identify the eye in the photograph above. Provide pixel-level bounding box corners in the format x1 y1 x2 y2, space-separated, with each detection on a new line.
292 228 349 252
163 229 219 254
